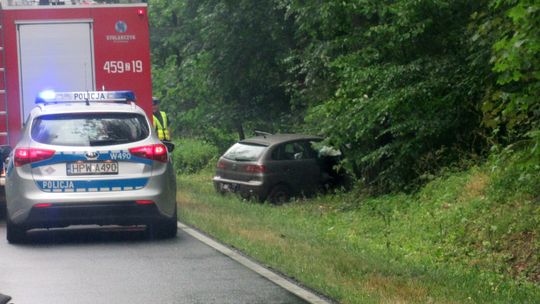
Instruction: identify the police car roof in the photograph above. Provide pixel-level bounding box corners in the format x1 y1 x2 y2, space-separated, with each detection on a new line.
35 91 135 104
31 90 143 115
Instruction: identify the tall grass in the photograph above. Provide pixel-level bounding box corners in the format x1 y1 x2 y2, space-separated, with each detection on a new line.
177 163 539 303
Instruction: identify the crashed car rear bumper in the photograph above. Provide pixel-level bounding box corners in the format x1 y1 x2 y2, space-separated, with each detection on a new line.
212 176 268 198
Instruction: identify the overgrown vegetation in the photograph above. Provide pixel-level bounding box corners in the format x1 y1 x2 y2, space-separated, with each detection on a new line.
171 138 218 174
177 157 539 303
149 0 540 299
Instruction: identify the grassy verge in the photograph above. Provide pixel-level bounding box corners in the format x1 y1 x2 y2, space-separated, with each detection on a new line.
177 166 539 303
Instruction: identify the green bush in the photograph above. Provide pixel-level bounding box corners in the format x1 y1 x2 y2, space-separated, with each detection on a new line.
489 130 540 202
199 127 237 154
172 138 219 174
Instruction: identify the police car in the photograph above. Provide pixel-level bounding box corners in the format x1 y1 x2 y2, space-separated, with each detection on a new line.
4 91 177 243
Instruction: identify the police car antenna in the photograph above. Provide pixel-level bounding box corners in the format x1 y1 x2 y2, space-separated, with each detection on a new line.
83 63 91 105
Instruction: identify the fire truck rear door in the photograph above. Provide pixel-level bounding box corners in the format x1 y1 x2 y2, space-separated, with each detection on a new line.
17 21 95 119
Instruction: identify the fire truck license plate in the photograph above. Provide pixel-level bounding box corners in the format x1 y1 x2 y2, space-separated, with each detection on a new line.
67 161 119 176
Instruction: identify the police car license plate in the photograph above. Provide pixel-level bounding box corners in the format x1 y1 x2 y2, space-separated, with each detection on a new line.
67 161 119 176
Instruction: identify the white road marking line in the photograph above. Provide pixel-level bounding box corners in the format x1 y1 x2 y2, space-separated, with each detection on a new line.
177 221 331 304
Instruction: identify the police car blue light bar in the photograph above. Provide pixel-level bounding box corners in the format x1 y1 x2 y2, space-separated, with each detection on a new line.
36 90 136 104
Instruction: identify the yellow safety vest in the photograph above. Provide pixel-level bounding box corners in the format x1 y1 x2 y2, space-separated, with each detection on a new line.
153 111 170 140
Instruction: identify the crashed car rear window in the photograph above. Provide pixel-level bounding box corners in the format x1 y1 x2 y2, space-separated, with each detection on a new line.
31 113 150 146
223 143 266 161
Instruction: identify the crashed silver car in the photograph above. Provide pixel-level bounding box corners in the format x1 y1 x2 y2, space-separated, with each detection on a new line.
213 133 344 204
5 91 177 243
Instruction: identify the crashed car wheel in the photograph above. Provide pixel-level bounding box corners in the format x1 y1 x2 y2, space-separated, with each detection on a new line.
267 185 290 205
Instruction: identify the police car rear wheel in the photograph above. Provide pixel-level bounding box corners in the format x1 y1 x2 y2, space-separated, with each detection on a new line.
6 218 26 244
148 207 177 239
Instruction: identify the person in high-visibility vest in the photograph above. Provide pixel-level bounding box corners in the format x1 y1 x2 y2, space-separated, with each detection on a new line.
152 97 171 141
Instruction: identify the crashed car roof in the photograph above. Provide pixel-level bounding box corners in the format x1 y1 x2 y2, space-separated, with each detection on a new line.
240 134 322 146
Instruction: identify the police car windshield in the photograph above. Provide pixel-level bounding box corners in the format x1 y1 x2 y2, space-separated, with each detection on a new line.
31 113 149 146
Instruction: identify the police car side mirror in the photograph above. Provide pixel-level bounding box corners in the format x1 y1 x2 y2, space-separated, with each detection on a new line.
162 141 175 153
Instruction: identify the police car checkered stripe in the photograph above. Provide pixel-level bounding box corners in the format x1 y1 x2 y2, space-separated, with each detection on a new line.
31 151 153 168
36 177 148 193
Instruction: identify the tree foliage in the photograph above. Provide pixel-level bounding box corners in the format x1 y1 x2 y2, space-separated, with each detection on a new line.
150 0 296 144
149 0 539 193
481 0 539 141
283 0 488 192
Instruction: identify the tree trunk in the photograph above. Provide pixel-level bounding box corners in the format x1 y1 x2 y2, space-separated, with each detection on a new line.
236 122 245 140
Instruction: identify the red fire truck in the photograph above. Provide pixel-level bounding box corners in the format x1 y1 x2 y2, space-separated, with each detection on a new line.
0 0 154 197
0 0 153 147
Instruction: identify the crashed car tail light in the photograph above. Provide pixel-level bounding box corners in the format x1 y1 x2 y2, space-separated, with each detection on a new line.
217 160 226 169
245 164 266 173
129 144 168 163
14 148 55 167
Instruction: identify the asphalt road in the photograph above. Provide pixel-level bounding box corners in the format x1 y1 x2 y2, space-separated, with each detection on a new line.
0 216 308 304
